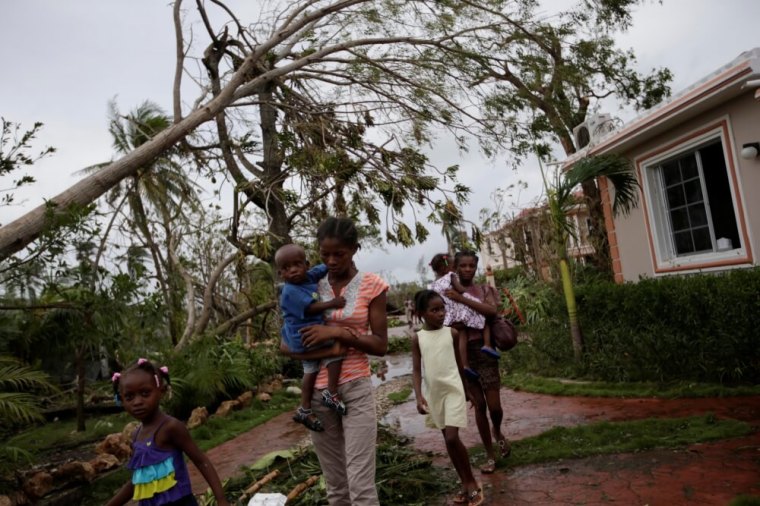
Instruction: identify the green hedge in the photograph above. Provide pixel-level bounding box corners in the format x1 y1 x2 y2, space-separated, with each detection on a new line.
506 268 760 384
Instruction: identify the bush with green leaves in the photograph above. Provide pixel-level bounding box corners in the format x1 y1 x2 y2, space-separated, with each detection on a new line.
166 336 285 419
505 268 760 384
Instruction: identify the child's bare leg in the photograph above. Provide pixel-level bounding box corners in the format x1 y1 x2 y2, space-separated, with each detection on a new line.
322 359 347 415
326 360 342 395
482 323 494 350
301 372 316 410
442 427 478 494
480 322 501 358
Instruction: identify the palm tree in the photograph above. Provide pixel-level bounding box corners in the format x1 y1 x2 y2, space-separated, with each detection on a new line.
83 100 200 344
540 154 639 360
0 356 57 466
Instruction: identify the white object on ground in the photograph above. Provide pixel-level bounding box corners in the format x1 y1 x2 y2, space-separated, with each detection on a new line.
248 493 288 506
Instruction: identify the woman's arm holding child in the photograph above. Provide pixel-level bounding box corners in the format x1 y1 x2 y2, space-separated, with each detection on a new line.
165 419 230 506
305 295 345 315
411 335 428 414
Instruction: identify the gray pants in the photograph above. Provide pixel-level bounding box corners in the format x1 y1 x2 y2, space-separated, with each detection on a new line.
311 377 379 506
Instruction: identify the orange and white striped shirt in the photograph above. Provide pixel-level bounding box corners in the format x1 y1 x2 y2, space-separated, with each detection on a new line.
314 271 389 389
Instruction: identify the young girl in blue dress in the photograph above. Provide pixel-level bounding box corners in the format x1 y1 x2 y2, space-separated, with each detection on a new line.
412 290 483 506
107 358 229 506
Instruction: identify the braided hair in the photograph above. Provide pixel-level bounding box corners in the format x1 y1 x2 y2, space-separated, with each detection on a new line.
316 217 360 248
111 358 171 406
453 250 479 267
413 289 443 317
429 253 450 275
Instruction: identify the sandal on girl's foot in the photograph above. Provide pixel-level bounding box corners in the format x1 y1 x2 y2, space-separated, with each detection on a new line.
497 437 512 458
467 488 484 506
479 459 496 474
464 367 480 380
321 390 348 416
292 407 324 432
452 490 468 504
480 345 501 359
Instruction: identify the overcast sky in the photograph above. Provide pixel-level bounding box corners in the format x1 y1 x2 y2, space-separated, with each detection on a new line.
2 0 759 284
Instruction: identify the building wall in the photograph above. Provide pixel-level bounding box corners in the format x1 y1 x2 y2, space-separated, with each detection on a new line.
610 91 760 281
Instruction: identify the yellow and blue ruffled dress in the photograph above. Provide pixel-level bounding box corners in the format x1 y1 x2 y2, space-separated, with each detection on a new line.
128 419 195 506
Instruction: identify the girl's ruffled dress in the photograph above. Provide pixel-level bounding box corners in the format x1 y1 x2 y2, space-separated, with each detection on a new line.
128 420 196 506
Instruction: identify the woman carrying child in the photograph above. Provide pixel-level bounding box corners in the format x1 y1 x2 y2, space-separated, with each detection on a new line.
446 250 510 475
429 253 500 378
280 217 388 506
107 359 229 506
412 289 484 506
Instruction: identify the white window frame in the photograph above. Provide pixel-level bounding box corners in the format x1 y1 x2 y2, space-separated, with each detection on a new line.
638 123 747 272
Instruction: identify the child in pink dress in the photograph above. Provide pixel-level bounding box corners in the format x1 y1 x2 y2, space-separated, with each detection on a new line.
429 253 499 378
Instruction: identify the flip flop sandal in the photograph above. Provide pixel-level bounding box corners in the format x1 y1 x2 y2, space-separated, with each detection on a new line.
293 408 324 432
452 490 468 504
479 459 496 474
497 437 512 458
467 488 484 506
480 345 501 359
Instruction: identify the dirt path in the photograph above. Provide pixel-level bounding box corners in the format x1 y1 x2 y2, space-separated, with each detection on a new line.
385 390 760 505
188 334 760 505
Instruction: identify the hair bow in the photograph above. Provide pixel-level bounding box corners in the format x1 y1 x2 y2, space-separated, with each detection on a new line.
111 372 121 382
159 366 169 374
137 358 148 365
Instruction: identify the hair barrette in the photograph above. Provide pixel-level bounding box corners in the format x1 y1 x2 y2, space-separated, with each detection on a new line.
137 358 148 365
111 372 121 382
160 366 169 374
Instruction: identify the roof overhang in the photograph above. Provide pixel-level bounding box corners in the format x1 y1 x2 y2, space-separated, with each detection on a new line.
563 48 760 168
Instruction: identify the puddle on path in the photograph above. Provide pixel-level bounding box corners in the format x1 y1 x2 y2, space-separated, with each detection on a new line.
370 352 412 387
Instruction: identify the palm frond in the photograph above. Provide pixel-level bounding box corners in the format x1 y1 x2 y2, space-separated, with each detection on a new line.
566 154 640 217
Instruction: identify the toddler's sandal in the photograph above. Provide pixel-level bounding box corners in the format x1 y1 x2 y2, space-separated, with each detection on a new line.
322 390 348 416
293 408 324 432
464 367 480 379
480 345 501 359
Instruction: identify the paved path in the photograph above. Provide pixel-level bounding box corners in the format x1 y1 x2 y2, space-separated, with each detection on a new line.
187 411 307 495
385 390 760 505
186 334 760 504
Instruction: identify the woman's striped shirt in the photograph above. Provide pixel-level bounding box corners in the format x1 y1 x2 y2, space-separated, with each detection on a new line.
314 271 388 389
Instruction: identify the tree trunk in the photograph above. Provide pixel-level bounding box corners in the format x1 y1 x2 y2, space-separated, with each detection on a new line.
559 257 583 361
258 85 291 255
75 346 87 432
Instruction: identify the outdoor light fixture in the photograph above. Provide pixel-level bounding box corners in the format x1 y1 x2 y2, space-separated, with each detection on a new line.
740 142 760 160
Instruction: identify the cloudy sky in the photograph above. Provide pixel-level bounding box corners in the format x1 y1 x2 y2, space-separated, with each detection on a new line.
2 0 759 284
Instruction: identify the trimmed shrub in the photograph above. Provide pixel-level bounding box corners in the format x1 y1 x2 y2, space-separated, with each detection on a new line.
505 268 760 384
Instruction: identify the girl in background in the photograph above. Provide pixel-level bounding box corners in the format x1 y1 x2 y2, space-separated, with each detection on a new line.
107 359 229 506
411 290 483 506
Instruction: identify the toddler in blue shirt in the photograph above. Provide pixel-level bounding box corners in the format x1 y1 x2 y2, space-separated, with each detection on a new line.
276 244 346 432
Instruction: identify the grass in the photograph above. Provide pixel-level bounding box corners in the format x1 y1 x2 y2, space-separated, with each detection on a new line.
387 336 411 354
504 371 760 398
191 390 298 451
469 414 750 469
730 496 760 506
387 387 412 404
5 411 134 461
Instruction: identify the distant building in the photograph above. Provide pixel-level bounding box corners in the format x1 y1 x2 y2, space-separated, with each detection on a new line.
480 193 595 280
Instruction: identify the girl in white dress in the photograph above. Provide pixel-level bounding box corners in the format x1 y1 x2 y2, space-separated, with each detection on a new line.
411 289 483 506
